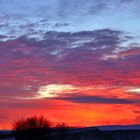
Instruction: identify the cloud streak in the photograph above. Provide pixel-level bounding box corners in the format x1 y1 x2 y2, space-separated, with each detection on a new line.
54 94 139 104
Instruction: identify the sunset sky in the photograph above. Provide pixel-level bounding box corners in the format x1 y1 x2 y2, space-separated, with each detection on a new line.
0 0 140 129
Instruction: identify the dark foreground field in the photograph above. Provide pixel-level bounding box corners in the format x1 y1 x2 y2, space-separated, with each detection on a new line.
1 125 140 140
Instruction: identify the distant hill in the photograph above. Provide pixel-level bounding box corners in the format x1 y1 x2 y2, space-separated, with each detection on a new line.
97 125 140 131
70 125 140 132
1 125 140 133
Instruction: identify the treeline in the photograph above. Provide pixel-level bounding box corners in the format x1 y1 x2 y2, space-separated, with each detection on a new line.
13 116 69 140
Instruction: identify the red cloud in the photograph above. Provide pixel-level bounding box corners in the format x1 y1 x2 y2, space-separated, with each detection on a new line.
0 29 140 129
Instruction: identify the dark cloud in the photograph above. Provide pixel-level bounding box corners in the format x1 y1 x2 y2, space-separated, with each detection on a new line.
54 94 138 104
0 28 140 99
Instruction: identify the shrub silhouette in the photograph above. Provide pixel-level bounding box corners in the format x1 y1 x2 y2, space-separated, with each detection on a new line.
13 116 51 140
56 123 69 140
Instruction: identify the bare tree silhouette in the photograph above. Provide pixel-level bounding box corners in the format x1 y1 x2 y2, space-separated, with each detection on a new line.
13 116 51 140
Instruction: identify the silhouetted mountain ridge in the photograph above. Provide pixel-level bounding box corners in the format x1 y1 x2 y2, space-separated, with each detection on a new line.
91 124 140 131
1 124 140 133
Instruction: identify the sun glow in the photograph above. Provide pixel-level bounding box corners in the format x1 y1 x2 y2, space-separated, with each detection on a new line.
36 84 76 98
127 88 140 94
